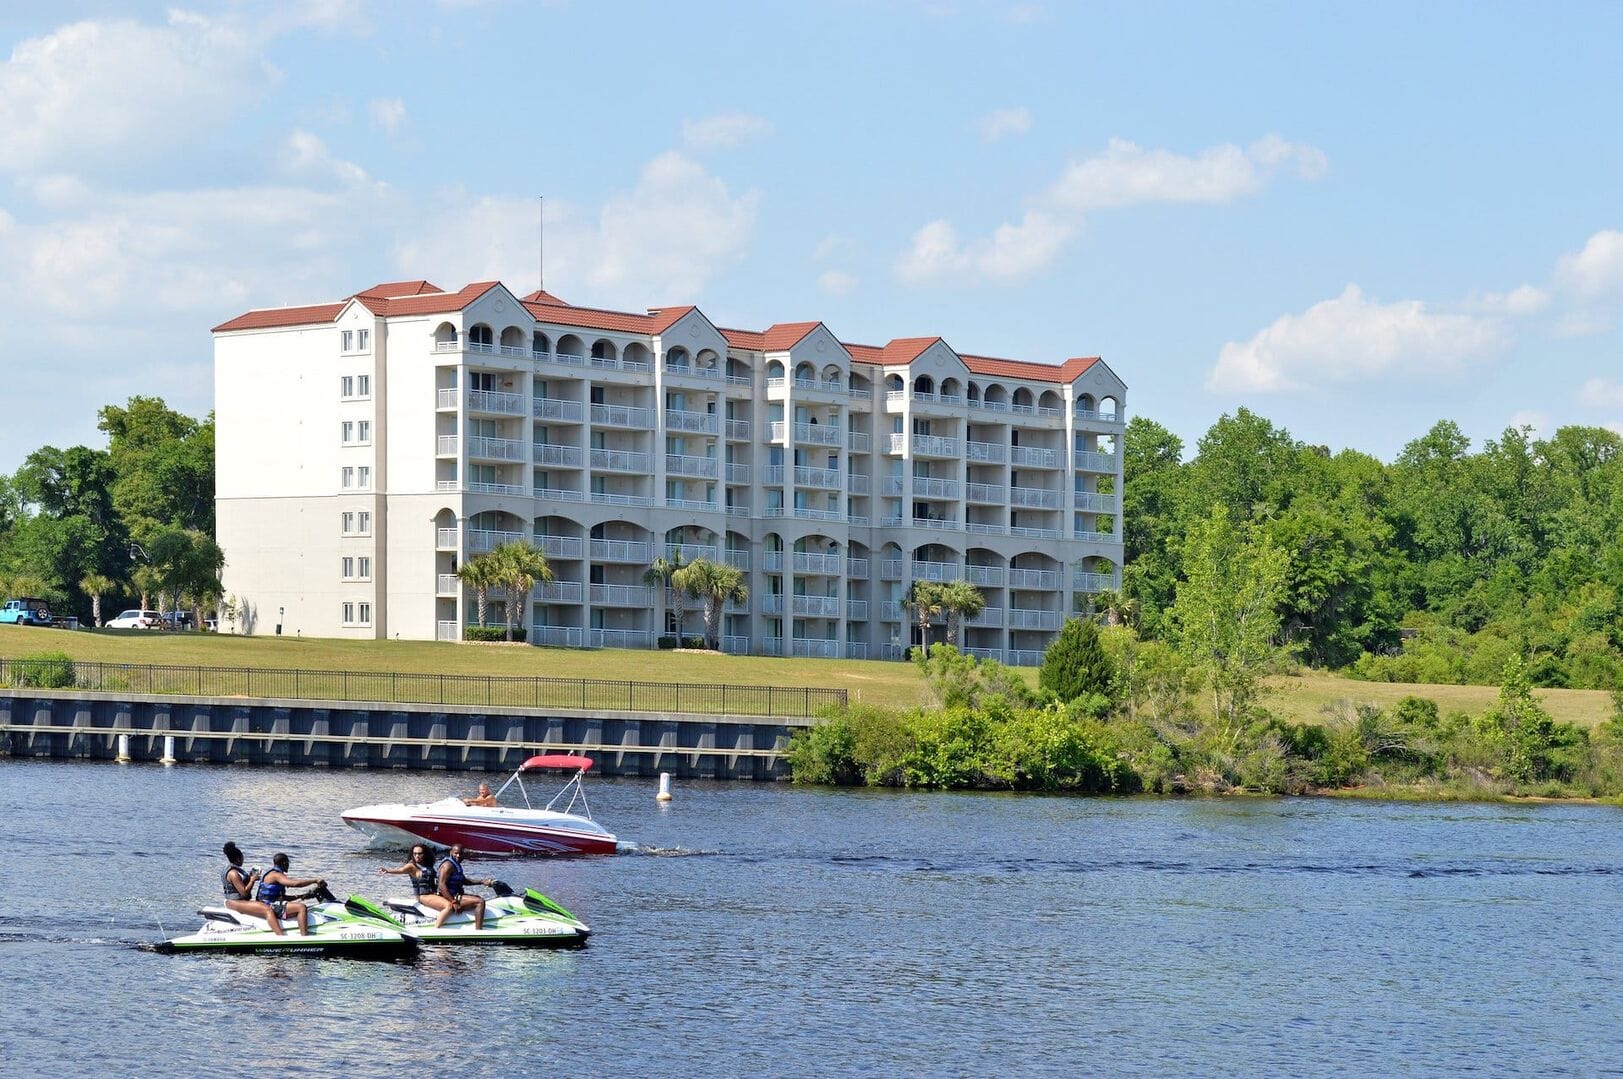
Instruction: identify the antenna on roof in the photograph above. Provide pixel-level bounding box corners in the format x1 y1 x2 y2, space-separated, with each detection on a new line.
538 195 545 293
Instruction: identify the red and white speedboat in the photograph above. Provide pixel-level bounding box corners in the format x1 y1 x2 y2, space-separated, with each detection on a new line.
342 755 617 856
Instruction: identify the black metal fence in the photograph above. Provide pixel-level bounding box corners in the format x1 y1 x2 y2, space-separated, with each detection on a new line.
0 657 846 718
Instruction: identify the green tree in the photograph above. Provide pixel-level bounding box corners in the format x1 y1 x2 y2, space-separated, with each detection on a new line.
80 573 117 628
905 580 947 654
97 397 215 537
457 552 502 627
1484 654 1560 784
673 558 748 650
149 528 224 626
489 542 554 642
1169 505 1292 737
939 580 986 647
1039 617 1116 704
644 552 690 638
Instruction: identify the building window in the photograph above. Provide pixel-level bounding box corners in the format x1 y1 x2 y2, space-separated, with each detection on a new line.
358 511 371 534
341 420 355 443
341 466 355 488
340 556 373 582
357 373 370 397
342 556 354 578
341 375 354 397
342 330 355 352
357 420 371 444
341 511 355 533
341 511 371 535
358 328 370 351
358 556 371 580
357 465 371 489
341 601 373 627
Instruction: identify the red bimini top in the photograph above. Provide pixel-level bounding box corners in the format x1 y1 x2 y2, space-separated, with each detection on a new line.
520 754 594 772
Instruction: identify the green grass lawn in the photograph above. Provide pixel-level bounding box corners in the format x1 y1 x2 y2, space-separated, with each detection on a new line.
0 625 935 710
4 625 1613 726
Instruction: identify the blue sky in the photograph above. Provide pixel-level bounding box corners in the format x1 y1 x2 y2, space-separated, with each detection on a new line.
2 1 1621 474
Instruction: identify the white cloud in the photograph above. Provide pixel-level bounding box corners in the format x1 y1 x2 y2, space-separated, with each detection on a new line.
813 234 855 261
896 134 1326 284
0 12 275 176
681 112 774 150
1465 284 1549 317
282 130 371 184
1207 284 1509 393
1556 229 1623 297
1581 377 1623 408
817 270 857 297
368 97 407 135
978 107 1033 142
397 152 761 306
1508 409 1550 435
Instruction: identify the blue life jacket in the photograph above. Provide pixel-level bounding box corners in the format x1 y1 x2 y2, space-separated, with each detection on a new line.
438 855 466 896
410 861 437 897
222 864 250 899
256 872 286 904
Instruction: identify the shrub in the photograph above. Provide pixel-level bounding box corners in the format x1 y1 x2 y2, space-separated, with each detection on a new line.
12 650 77 689
681 635 707 650
1039 618 1116 704
656 635 678 650
463 626 526 643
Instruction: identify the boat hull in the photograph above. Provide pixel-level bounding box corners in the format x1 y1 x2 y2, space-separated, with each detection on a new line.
343 804 617 856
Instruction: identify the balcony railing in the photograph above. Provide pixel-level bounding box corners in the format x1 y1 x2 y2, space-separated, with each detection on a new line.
879 559 904 580
761 595 785 615
535 581 584 603
436 435 459 456
792 595 839 618
848 431 872 453
912 476 959 500
666 454 719 479
965 522 1006 535
590 403 653 428
535 486 585 502
534 349 585 369
966 565 1005 587
1010 486 1060 509
1009 525 1061 539
1074 491 1119 512
791 638 840 659
588 490 653 508
665 409 720 434
468 435 526 462
909 560 958 583
965 606 1004 627
531 625 585 647
789 506 843 522
771 421 842 446
966 482 1005 504
759 637 784 656
847 514 870 527
467 527 526 553
795 466 842 490
794 552 843 575
724 548 750 570
1074 450 1117 472
533 443 583 467
591 448 651 473
965 440 1006 464
721 634 750 654
590 539 651 562
848 474 870 494
1072 529 1118 544
726 418 752 440
436 620 459 641
664 496 715 511
590 583 652 607
725 462 750 484
1009 567 1060 590
436 527 459 549
1074 408 1124 424
1008 607 1062 630
1073 570 1121 592
663 362 722 381
466 388 526 415
534 397 585 422
889 433 959 457
845 642 868 659
436 574 459 595
590 628 653 649
467 481 527 496
847 600 869 621
534 535 584 559
879 601 906 621
847 557 870 579
1011 446 1060 468
1007 649 1046 667
725 374 752 389
909 516 959 531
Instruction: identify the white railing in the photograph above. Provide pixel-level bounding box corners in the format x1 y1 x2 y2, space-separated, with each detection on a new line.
912 476 959 499
726 418 752 440
910 560 958 582
665 543 719 562
467 435 526 461
762 465 786 485
848 514 870 527
966 482 1005 504
665 409 720 434
666 454 719 479
725 462 751 484
534 397 585 422
727 497 751 514
1074 491 1118 512
759 637 784 656
881 643 907 660
721 634 751 654
1009 525 1062 539
777 421 841 446
725 548 751 570
1073 450 1116 472
591 448 651 472
795 466 842 489
792 638 840 659
664 362 721 381
846 641 868 659
847 557 870 579
468 481 527 496
794 552 843 575
1010 486 1060 509
793 595 840 617
468 527 527 553
436 388 458 409
1009 568 1060 590
966 607 1004 628
725 374 751 389
436 435 459 456
848 431 872 452
965 440 1006 463
533 443 583 467
965 522 1006 535
590 583 652 606
466 388 525 414
763 552 785 571
1073 571 1121 592
762 506 787 518
590 403 653 428
1007 649 1046 667
535 580 583 603
531 625 585 647
534 535 584 559
910 517 959 531
588 490 653 508
965 646 1004 662
535 486 585 502
436 527 459 548
589 539 652 562
974 397 1008 413
903 433 960 457
848 474 869 494
880 601 906 621
1074 408 1124 424
436 574 459 595
664 496 715 511
761 595 785 614
622 357 651 372
1009 608 1061 630
1072 530 1117 544
847 600 869 620
879 559 904 580
882 477 904 497
590 628 653 649
555 350 588 366
534 349 585 369
1011 446 1059 468
790 506 843 522
966 565 1005 587
436 620 459 641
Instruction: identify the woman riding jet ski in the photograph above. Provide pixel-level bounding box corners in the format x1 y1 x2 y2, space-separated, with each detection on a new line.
362 844 591 947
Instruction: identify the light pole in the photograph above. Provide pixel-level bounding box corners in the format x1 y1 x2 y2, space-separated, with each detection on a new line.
277 606 284 636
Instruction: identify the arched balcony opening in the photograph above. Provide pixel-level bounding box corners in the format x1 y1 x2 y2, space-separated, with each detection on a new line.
1012 387 1035 410
468 323 494 347
940 377 961 401
499 325 525 350
886 373 905 392
983 383 1009 407
695 348 720 373
532 330 551 356
1099 395 1120 419
433 322 458 347
766 360 786 382
793 361 816 385
1038 389 1062 412
556 334 585 361
623 342 652 368
591 339 619 363
913 374 935 395
966 381 982 404
665 346 691 372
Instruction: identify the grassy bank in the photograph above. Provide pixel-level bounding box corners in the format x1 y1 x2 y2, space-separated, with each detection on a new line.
1257 670 1615 729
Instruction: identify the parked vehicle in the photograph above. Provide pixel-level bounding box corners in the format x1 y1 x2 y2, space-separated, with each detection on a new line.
106 609 161 630
0 598 54 627
161 611 195 630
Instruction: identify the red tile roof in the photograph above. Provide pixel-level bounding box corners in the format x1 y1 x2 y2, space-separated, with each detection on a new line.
217 280 1104 384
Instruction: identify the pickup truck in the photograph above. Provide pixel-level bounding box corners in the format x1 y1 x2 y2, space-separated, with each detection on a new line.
0 597 54 627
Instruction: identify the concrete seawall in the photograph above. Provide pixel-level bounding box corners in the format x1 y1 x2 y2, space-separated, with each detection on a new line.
0 690 812 780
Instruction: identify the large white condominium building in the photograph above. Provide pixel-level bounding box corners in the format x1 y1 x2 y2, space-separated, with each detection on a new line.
214 279 1126 664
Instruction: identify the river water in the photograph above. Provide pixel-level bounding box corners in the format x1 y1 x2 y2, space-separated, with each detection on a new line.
1 759 1618 1076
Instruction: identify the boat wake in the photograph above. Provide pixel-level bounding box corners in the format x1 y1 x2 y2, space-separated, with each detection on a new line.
618 842 720 857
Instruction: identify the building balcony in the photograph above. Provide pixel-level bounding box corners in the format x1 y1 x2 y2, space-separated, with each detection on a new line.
913 476 960 500
588 490 653 508
1011 445 1060 469
725 462 751 484
532 349 586 370
664 496 716 511
966 482 1005 505
846 557 870 579
848 430 872 453
965 522 1006 536
966 565 1005 587
965 440 1007 464
879 600 906 622
890 433 960 458
534 535 584 560
796 551 843 575
665 409 720 435
589 539 651 562
533 443 583 467
432 339 532 361
532 624 585 647
1073 570 1121 592
760 595 784 615
436 574 459 596
1010 486 1060 509
724 548 750 570
1007 649 1046 667
721 634 750 654
1009 567 1060 590
436 435 458 457
534 397 585 423
792 595 839 618
663 362 722 382
909 516 960 531
847 474 870 494
1009 401 1064 420
847 599 869 621
771 421 842 447
535 580 584 604
725 373 752 389
845 641 868 659
795 466 843 490
468 527 527 553
1008 607 1062 631
965 607 1004 628
465 480 528 496
535 486 585 503
1009 525 1062 539
466 388 527 415
909 559 958 582
590 403 653 428
879 559 904 581
1074 408 1125 426
791 637 840 659
436 620 459 641
591 448 651 473
1074 491 1118 512
590 628 653 649
435 527 459 549
847 513 870 527
1074 450 1117 473
1072 529 1118 544
725 418 752 441
590 583 653 607
468 435 526 462
666 454 719 479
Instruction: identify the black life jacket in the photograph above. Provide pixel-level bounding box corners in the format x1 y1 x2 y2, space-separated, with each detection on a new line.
222 864 250 899
410 861 437 897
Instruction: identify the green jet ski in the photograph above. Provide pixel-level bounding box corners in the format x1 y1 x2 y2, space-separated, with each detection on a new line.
153 885 416 959
358 881 592 947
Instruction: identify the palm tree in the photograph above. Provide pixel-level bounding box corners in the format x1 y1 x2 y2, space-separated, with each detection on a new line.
905 580 947 654
941 580 986 647
490 542 554 643
673 559 747 650
132 565 162 613
1087 588 1138 628
643 551 688 640
80 574 117 628
457 552 502 628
